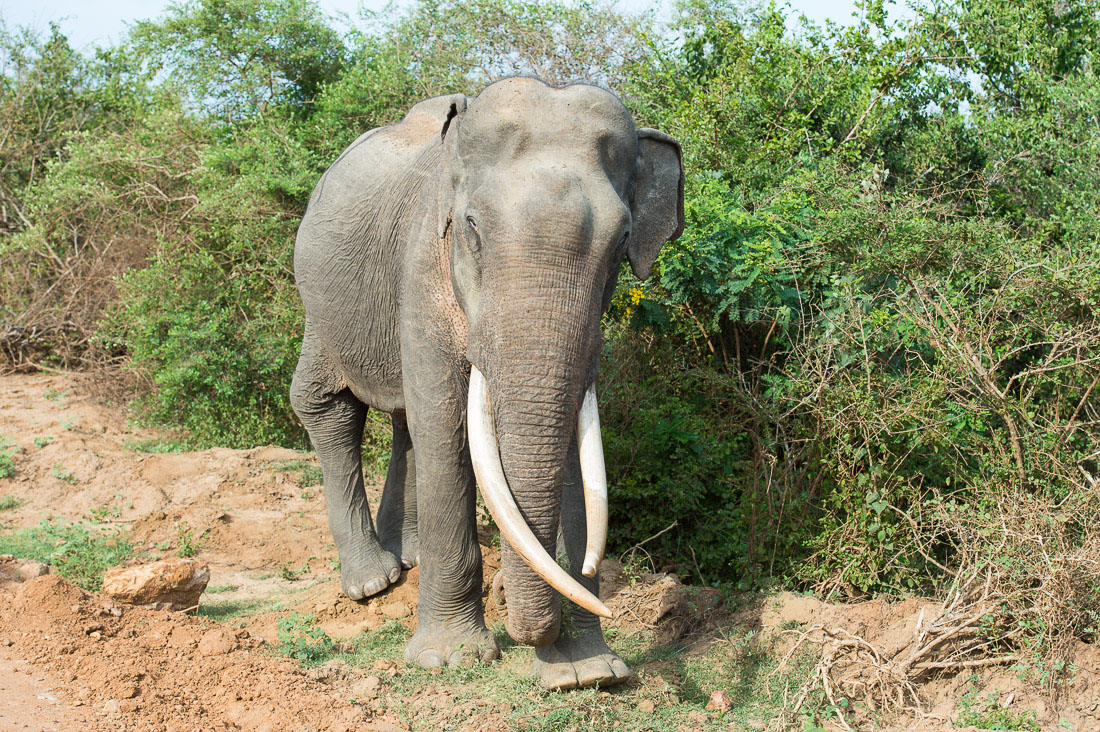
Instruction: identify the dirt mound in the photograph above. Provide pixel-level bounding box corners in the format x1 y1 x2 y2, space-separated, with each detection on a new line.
0 574 398 731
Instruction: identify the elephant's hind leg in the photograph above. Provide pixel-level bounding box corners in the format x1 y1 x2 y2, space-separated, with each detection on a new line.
291 363 401 600
376 413 419 569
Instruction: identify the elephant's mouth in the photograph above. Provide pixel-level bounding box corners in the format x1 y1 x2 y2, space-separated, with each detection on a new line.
467 365 611 621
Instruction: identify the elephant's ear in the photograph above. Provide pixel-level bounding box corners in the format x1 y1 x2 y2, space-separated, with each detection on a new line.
627 128 685 280
437 96 468 239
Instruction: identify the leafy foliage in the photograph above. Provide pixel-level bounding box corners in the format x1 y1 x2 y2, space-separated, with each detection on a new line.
276 612 336 664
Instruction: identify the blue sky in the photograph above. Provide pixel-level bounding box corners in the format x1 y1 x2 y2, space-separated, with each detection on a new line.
0 0 889 51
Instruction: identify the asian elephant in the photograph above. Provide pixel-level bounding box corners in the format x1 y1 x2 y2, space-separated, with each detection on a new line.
289 77 684 690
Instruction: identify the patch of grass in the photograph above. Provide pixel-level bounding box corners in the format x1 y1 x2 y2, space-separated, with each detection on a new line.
0 436 18 479
33 436 54 449
197 596 281 621
0 518 131 591
320 620 815 732
956 691 1039 731
268 459 323 488
205 583 239 594
51 463 76 484
276 612 336 664
0 495 21 511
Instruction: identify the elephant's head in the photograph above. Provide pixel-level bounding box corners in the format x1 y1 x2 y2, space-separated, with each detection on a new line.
436 78 684 647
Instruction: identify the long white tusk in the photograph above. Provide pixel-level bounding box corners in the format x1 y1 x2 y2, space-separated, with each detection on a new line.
467 366 612 619
577 385 608 578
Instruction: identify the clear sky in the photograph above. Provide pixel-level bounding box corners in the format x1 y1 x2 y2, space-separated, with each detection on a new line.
0 0 885 51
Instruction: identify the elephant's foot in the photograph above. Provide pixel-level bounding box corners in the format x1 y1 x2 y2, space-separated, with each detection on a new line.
405 621 500 668
532 628 632 690
380 526 419 570
334 533 401 601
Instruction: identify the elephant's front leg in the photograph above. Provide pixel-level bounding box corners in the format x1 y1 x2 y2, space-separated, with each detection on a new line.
401 358 499 667
532 441 633 690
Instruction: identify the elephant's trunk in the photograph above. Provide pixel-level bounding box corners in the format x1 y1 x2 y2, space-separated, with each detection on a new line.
466 255 610 646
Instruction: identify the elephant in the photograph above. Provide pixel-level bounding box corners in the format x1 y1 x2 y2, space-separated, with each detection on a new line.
289 76 684 690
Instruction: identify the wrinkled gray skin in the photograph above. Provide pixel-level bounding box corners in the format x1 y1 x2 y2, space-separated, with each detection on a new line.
290 77 683 690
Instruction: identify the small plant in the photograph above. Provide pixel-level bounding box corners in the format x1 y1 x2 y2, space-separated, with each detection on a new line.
33 436 54 449
0 437 18 479
0 495 22 511
51 464 76 484
279 558 313 581
60 419 75 430
87 504 121 522
175 522 204 557
43 388 69 404
276 612 335 664
955 691 1039 731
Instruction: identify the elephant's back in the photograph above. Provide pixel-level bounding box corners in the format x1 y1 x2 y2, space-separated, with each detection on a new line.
294 94 464 409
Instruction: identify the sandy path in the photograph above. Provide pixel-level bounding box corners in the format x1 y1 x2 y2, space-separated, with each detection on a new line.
0 642 91 729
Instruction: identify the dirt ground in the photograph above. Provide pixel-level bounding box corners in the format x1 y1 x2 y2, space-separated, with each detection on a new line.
0 371 1098 731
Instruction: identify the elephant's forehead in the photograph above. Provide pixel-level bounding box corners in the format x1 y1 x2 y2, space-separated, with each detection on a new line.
459 80 636 171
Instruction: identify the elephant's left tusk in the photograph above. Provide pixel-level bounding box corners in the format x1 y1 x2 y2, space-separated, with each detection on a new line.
577 385 608 578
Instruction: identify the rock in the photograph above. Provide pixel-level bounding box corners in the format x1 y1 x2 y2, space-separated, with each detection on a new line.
0 556 51 584
103 699 120 713
379 601 410 619
307 665 342 683
17 559 50 581
705 690 731 712
119 700 140 713
638 699 656 714
198 628 237 656
103 558 210 611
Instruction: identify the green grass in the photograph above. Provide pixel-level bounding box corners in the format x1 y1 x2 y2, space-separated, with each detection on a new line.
0 518 132 591
197 596 282 621
205 582 239 594
0 436 18 479
267 459 323 488
0 495 21 511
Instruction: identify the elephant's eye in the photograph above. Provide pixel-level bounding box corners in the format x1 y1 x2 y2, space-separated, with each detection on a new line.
465 216 481 253
616 231 629 252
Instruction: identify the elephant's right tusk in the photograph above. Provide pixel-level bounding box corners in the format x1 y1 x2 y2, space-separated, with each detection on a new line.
577 385 608 578
467 366 613 619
